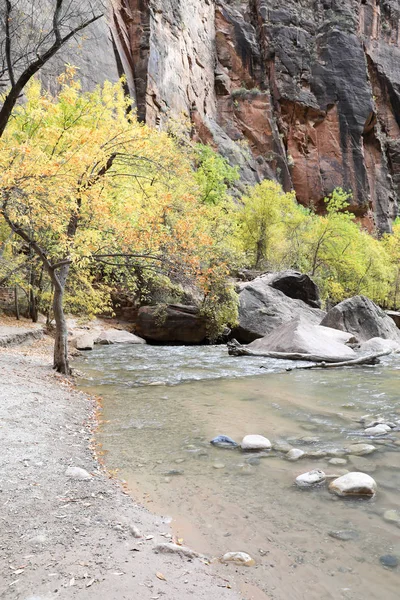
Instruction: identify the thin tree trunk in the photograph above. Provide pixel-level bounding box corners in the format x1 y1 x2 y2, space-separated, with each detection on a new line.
52 263 71 374
52 282 70 374
14 285 19 320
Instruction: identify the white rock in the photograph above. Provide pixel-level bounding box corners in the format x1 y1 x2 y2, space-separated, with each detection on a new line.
95 329 146 345
287 448 305 461
129 525 142 538
295 469 326 488
65 466 91 481
329 472 377 497
222 551 255 566
348 443 376 456
75 333 95 351
359 337 400 354
154 543 200 559
364 424 391 435
328 458 347 465
241 435 271 451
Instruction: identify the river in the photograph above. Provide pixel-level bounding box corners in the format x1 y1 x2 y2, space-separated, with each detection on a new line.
77 345 400 600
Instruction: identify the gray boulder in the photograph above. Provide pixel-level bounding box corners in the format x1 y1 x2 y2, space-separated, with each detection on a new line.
75 333 95 351
248 317 356 360
232 276 325 343
321 296 400 343
263 270 321 309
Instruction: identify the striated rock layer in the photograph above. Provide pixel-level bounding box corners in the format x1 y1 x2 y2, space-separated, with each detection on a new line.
110 0 400 232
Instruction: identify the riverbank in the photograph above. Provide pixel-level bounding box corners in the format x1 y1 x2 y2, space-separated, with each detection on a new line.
0 336 243 600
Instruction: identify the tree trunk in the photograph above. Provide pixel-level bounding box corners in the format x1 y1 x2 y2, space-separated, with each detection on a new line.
52 282 70 374
14 286 19 320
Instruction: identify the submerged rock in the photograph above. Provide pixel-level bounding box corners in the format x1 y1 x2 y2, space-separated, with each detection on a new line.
287 449 305 461
210 435 238 449
328 530 359 541
329 472 377 497
380 555 399 568
383 510 400 524
241 435 271 451
295 469 326 488
348 443 376 456
222 551 255 567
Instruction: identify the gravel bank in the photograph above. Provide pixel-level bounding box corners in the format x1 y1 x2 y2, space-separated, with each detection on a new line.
0 348 242 600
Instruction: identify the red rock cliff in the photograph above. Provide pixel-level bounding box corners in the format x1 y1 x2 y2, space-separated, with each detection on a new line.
110 0 400 232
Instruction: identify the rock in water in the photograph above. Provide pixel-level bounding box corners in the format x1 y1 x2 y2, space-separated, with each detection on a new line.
246 316 356 360
210 435 238 449
241 435 271 451
295 469 326 488
232 277 325 343
321 296 400 342
379 555 399 568
328 530 359 541
329 472 377 497
348 443 376 456
65 466 92 481
383 510 400 524
287 448 305 461
95 329 146 345
222 552 255 567
364 424 391 435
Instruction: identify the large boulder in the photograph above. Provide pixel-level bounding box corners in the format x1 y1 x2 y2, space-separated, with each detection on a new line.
134 305 207 344
321 296 400 343
95 329 146 345
263 271 321 309
247 317 356 360
232 276 325 343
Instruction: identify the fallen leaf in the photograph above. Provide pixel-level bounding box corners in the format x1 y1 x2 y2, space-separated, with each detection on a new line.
156 572 166 581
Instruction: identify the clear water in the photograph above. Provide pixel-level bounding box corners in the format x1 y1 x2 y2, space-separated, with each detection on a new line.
77 346 400 600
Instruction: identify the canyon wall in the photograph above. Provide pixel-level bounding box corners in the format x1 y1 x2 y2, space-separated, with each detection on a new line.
109 0 400 232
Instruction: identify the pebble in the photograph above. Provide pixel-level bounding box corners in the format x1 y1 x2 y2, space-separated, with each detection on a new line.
364 424 391 435
295 469 326 488
328 458 347 465
329 472 377 497
155 543 200 559
213 462 225 469
129 525 142 538
383 510 400 524
272 441 292 453
380 554 399 568
287 448 305 461
65 466 92 481
175 458 185 464
241 435 271 451
328 530 359 541
348 443 376 456
222 551 255 567
210 435 238 448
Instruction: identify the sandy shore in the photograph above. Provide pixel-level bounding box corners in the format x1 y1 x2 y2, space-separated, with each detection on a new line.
0 335 243 600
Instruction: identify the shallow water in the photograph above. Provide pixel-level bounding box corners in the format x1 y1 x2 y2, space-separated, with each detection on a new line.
77 345 400 600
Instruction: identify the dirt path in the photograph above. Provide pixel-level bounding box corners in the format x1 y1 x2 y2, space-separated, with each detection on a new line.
0 343 243 600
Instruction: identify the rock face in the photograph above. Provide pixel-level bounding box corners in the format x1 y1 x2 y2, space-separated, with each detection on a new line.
109 0 400 232
247 317 356 359
134 305 207 344
321 296 400 342
233 276 325 343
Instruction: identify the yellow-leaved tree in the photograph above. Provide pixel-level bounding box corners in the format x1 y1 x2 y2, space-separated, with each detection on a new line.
0 70 238 373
